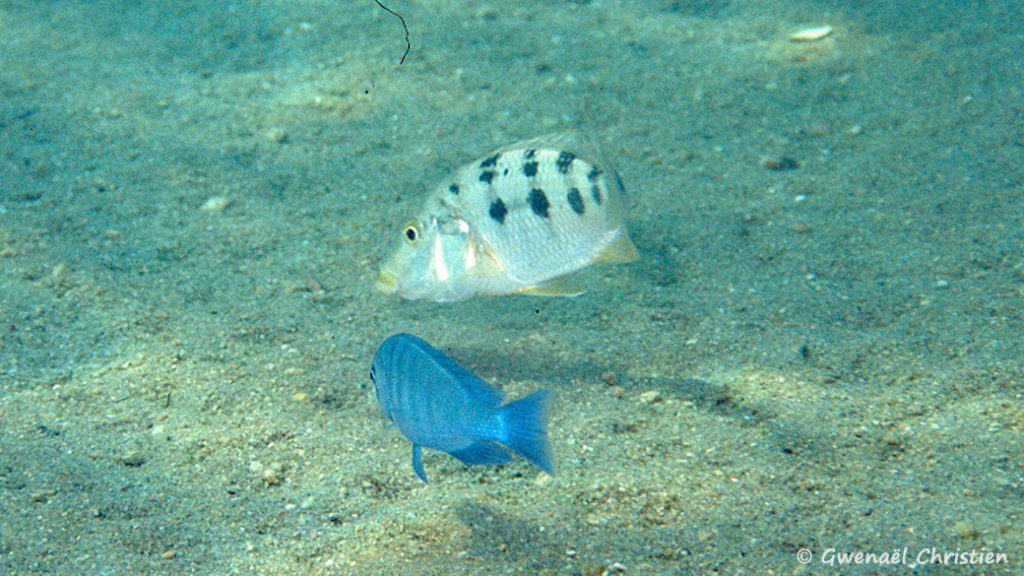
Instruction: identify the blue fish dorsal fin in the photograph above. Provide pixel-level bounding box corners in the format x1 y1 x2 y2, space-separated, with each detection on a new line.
455 370 506 407
413 338 506 407
450 441 511 466
412 444 428 483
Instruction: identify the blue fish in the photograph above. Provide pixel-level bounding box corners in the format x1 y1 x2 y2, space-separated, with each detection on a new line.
370 333 554 483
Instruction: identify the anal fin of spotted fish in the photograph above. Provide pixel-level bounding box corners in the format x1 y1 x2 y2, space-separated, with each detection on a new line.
517 273 587 297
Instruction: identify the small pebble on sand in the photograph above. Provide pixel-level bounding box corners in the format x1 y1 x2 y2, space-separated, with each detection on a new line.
264 127 289 143
201 196 231 212
262 467 282 486
952 520 980 539
639 390 663 405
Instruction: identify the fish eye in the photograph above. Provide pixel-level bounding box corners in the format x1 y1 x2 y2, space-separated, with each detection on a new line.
402 220 421 243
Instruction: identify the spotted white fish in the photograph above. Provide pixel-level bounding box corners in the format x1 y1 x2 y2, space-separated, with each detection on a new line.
376 132 640 302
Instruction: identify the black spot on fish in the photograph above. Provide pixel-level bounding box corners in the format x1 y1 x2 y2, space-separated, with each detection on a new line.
591 184 602 205
524 149 536 160
528 188 550 218
449 183 460 195
567 187 585 215
523 160 538 177
479 170 496 184
587 166 603 182
480 154 499 169
556 151 575 174
489 198 508 224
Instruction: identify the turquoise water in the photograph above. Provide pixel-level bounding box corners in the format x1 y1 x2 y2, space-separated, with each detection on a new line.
1 1 1021 574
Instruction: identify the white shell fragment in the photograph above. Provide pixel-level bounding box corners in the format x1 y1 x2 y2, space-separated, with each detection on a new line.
200 195 232 212
789 25 834 42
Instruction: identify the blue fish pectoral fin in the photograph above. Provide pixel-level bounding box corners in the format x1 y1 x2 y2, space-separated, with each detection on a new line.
412 444 428 484
449 441 511 466
501 389 555 475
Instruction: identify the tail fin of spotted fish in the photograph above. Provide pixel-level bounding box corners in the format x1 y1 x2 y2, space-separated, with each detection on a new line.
501 389 554 475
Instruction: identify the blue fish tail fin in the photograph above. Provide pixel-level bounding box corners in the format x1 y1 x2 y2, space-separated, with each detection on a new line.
501 389 554 476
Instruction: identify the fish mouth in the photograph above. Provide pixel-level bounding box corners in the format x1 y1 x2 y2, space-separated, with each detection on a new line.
376 269 398 294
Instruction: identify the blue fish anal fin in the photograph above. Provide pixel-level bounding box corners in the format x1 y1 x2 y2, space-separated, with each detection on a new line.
412 444 428 484
449 441 511 466
501 389 555 476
